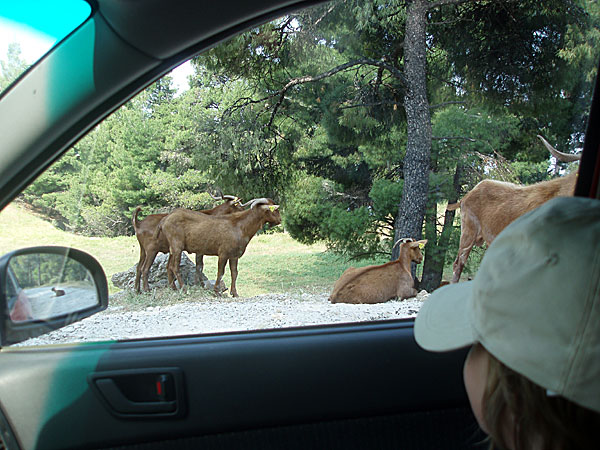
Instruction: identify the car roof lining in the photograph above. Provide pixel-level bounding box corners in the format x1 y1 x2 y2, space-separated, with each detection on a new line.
96 0 322 60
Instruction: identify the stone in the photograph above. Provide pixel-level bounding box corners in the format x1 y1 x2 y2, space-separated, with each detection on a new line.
111 253 198 290
416 289 429 301
203 278 228 293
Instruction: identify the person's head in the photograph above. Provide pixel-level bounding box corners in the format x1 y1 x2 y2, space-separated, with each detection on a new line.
463 343 600 450
414 197 600 450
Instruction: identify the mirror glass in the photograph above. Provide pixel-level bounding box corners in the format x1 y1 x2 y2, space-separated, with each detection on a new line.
5 252 99 322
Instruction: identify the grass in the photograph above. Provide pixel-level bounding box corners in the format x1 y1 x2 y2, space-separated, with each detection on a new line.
0 203 387 301
0 203 140 290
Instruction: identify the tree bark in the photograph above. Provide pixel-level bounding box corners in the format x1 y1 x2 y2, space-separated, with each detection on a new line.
392 0 432 260
420 164 462 291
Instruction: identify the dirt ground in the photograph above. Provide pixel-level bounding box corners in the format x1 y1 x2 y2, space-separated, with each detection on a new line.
19 290 429 346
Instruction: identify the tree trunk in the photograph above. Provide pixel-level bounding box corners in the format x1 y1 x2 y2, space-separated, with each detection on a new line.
420 164 462 291
392 0 432 261
421 198 442 291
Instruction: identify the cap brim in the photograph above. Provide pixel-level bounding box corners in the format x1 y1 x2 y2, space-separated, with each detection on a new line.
414 281 476 352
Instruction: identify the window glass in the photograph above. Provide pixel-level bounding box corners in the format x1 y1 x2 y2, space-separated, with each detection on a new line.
1 0 598 346
0 0 91 92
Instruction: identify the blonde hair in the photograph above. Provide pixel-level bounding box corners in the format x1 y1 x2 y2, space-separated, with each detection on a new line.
482 348 600 450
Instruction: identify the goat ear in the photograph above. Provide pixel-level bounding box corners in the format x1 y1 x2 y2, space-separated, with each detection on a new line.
268 205 280 212
410 239 427 248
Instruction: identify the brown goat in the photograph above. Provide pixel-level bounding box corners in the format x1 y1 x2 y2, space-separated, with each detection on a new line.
448 135 580 283
156 198 281 297
329 238 427 304
132 194 243 292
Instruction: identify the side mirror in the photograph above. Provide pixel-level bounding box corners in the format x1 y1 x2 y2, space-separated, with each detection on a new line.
0 246 108 346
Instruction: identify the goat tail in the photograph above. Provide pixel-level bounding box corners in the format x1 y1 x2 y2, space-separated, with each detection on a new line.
446 201 460 211
132 206 143 231
152 221 163 241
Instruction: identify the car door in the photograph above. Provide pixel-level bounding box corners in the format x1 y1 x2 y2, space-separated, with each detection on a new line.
0 1 598 449
1 322 483 450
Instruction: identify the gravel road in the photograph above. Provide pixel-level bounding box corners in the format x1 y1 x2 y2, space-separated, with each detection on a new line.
20 290 429 346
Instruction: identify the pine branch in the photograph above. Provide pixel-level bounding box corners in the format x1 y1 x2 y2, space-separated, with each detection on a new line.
313 2 338 27
348 251 391 261
266 58 407 128
429 101 465 109
427 0 472 10
432 136 476 142
339 100 404 110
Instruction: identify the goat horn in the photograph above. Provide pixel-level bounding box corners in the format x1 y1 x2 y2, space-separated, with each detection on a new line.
392 237 413 249
226 196 243 206
209 191 223 200
537 135 581 162
249 198 271 209
239 198 258 208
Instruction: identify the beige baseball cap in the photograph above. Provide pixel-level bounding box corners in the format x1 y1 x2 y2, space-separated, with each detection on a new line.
414 196 600 413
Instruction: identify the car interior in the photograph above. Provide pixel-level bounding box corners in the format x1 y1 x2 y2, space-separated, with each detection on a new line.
0 1 598 449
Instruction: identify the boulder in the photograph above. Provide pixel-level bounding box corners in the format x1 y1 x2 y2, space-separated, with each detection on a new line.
111 253 199 290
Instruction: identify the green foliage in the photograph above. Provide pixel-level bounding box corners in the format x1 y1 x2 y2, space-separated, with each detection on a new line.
321 205 381 258
10 253 90 289
433 106 521 157
21 78 214 235
369 178 403 219
510 161 553 185
431 105 523 191
282 175 333 245
431 0 597 151
283 174 401 260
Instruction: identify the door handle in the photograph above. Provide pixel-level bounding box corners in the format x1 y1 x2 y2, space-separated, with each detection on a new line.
89 368 186 418
94 378 177 414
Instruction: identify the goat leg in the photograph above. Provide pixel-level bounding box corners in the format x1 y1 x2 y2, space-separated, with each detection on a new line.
214 257 228 296
195 254 205 285
452 212 480 283
166 257 175 289
134 247 146 293
229 258 239 297
141 250 159 292
452 244 474 283
165 253 175 289
168 252 185 290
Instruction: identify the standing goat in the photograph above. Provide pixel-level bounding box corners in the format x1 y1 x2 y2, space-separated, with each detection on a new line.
155 198 281 297
448 135 580 283
132 193 242 292
329 238 427 304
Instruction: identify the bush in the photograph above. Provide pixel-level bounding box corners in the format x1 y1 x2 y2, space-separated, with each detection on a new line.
283 175 332 244
283 174 398 260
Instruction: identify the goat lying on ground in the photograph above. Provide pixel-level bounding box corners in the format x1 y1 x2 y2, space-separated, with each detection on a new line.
155 198 281 297
132 193 242 292
329 238 427 304
448 135 580 283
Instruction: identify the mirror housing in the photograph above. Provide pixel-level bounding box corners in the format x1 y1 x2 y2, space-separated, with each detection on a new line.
0 246 108 346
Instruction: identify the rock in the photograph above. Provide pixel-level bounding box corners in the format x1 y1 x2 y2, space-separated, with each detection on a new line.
111 253 229 293
111 253 197 290
416 289 429 301
203 279 228 293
